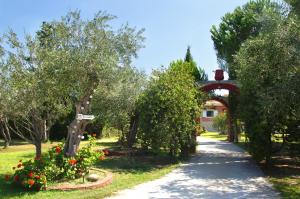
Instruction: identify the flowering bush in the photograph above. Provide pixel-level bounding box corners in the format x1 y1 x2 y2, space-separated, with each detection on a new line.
6 136 106 191
46 136 105 180
7 159 47 190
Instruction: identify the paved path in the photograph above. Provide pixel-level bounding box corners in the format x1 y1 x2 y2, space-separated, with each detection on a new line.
107 136 280 199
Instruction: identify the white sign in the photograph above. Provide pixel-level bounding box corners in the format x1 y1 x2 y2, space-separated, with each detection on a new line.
77 114 95 120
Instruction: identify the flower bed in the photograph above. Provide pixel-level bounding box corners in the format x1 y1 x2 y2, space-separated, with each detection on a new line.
4 136 109 191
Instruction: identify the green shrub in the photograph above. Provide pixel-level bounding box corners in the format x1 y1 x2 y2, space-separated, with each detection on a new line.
8 159 47 191
5 136 105 191
137 60 204 158
212 113 227 134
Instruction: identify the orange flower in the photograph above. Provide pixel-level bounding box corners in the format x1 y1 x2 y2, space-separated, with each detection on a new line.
92 133 97 137
28 172 34 178
28 179 35 186
4 175 10 181
14 175 19 182
35 175 40 179
17 163 22 168
69 159 77 165
99 156 105 160
55 146 61 154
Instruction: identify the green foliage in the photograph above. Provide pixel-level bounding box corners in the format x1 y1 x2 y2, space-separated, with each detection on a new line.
212 113 228 134
285 0 300 16
0 10 145 156
210 0 282 143
6 136 105 191
184 46 193 62
46 136 104 180
91 66 146 134
137 60 204 157
183 46 208 81
211 0 281 78
7 159 47 191
235 14 300 163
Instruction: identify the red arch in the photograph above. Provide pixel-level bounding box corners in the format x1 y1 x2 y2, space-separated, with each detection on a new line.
210 97 229 108
201 82 239 94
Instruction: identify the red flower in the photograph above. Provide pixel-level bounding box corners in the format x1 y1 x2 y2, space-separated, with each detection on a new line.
4 175 10 181
14 175 19 182
69 159 77 165
28 172 34 178
17 163 22 168
35 175 40 179
28 179 35 186
55 146 61 154
99 156 105 160
103 149 109 155
35 156 41 161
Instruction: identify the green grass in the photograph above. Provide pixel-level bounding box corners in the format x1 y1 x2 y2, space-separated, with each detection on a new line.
202 131 300 198
201 131 228 141
269 177 300 198
0 138 179 199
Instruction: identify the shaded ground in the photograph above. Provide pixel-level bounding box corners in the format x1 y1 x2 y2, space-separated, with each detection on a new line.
107 137 280 199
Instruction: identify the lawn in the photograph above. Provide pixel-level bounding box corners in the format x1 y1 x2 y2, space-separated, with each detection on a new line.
0 138 179 199
200 131 228 141
201 131 300 199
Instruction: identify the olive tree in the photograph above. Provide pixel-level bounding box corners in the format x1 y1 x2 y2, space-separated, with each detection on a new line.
91 66 146 144
0 11 144 157
35 12 144 156
236 15 300 165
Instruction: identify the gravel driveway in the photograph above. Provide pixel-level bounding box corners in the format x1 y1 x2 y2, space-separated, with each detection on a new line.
107 136 280 199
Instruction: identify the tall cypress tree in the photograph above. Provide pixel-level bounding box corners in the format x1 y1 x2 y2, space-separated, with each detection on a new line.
185 46 193 62
183 46 208 81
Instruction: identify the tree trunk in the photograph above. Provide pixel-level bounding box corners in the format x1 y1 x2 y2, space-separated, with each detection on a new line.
0 118 11 148
265 132 272 167
227 112 235 142
126 111 139 148
64 91 93 157
43 120 49 142
35 140 42 158
234 119 240 143
189 130 197 153
4 118 11 145
97 125 104 139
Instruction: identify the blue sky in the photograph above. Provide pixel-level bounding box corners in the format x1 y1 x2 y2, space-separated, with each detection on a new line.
0 0 250 79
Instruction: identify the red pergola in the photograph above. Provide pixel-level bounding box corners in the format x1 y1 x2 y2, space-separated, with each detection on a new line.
198 69 240 142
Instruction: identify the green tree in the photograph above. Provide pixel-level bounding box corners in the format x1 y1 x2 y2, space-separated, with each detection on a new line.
213 113 228 134
285 0 300 15
210 0 281 142
236 15 300 165
137 60 204 158
91 66 146 143
0 11 144 157
183 46 208 81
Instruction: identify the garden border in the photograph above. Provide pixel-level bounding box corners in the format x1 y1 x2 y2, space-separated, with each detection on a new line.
47 169 113 191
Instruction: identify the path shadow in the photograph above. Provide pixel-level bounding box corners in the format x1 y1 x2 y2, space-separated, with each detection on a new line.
150 139 279 199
